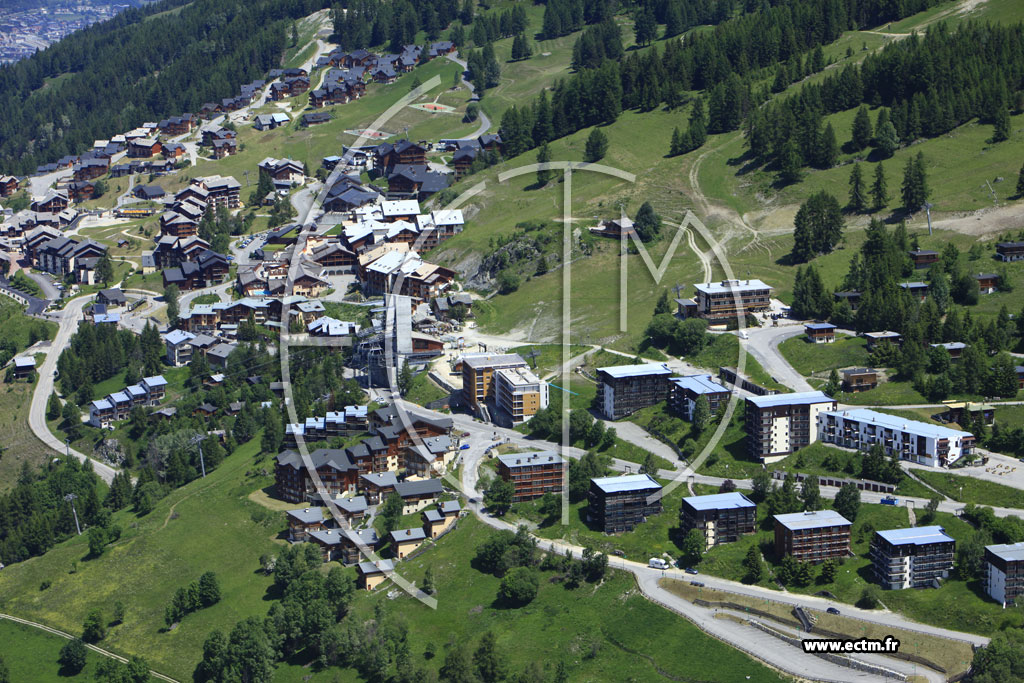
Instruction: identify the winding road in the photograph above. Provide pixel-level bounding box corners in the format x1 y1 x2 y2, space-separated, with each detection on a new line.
27 293 120 484
445 54 491 139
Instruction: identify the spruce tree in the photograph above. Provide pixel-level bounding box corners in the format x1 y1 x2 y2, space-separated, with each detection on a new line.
669 127 685 156
688 97 707 149
536 142 552 186
583 128 608 163
778 137 803 185
633 9 656 47
871 163 889 212
848 162 867 213
850 105 873 151
819 122 839 168
992 105 1010 143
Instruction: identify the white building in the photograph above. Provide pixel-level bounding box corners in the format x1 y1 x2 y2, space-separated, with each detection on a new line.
745 391 836 463
494 366 549 424
817 408 975 468
870 526 955 590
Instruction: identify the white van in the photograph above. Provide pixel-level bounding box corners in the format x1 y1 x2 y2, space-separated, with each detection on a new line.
648 558 669 570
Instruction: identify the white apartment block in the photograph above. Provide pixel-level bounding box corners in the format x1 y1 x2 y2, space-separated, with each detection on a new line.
817 408 975 468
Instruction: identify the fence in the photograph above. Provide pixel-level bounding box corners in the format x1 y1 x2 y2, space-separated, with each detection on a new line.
718 366 778 396
770 469 897 494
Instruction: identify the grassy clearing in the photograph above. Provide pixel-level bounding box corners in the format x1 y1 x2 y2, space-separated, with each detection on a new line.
778 334 870 377
0 381 55 494
0 438 283 681
273 514 781 682
836 379 930 406
507 343 591 377
0 619 97 681
404 371 449 406
914 469 1024 509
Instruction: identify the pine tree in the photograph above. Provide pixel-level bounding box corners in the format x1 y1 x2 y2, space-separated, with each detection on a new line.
669 127 685 156
583 128 608 163
633 9 656 47
824 368 841 396
778 137 803 185
850 105 873 150
536 142 552 186
848 162 867 213
902 153 928 212
47 392 62 420
634 201 661 242
742 546 763 583
871 163 889 212
664 3 684 37
992 105 1010 143
819 122 839 168
688 97 707 149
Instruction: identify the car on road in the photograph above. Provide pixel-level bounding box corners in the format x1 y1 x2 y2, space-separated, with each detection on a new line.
690 581 705 587
648 558 669 570
459 444 470 450
684 567 699 575
612 550 625 557
826 607 840 615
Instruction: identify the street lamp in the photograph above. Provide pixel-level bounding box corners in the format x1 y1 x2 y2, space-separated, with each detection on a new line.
190 434 207 478
64 493 81 535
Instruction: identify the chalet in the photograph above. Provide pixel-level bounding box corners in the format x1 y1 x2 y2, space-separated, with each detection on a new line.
258 157 305 186
431 292 473 321
899 281 929 301
908 249 939 269
452 144 480 179
996 242 1024 262
387 164 450 200
286 507 325 542
309 82 351 108
302 111 332 127
1017 366 1024 389
0 175 18 197
322 179 379 212
390 528 425 559
253 113 290 131
841 367 878 392
96 288 126 307
942 402 995 428
12 356 35 379
864 331 902 350
157 114 196 136
374 140 427 172
73 158 109 181
344 49 377 67
161 249 230 290
36 236 106 281
269 76 310 101
128 138 162 158
833 291 862 310
394 479 443 515
804 322 836 343
974 273 999 294
429 41 455 57
308 241 357 271
31 190 69 214
202 127 236 147
930 341 966 360
356 559 393 590
207 343 237 368
67 181 96 203
134 185 165 201
162 142 186 160
211 139 237 159
380 199 420 223
371 63 397 84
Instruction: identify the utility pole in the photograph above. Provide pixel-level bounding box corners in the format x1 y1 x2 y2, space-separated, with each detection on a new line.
65 493 81 535
924 201 933 236
525 348 540 369
190 434 207 478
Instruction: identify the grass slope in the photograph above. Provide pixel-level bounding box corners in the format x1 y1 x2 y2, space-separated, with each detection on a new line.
278 514 782 682
0 438 283 681
0 619 97 681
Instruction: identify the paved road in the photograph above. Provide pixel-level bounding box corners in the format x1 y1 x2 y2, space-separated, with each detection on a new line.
445 54 491 139
455 437 967 682
28 167 72 197
743 323 813 391
25 270 60 300
28 294 120 484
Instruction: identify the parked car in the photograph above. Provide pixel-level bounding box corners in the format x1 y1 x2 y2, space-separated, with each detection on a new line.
459 444 470 450
648 558 669 570
684 567 699 575
691 581 705 587
826 607 841 615
880 496 898 506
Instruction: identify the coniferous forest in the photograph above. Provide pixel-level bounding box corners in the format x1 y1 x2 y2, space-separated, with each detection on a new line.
0 0 331 175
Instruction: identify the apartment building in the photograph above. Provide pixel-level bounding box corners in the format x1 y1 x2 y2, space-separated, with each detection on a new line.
587 474 663 533
871 526 955 590
669 374 731 421
774 510 852 563
745 391 836 463
817 408 975 468
496 451 566 502
460 353 528 412
494 366 549 424
595 363 674 420
690 279 772 323
984 542 1024 607
679 492 756 548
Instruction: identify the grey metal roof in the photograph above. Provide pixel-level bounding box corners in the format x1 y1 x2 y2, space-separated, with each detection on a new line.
876 526 953 546
590 473 661 494
682 492 755 511
496 451 564 470
774 509 851 531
